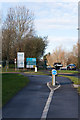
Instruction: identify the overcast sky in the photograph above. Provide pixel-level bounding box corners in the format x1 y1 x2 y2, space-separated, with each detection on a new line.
1 0 79 55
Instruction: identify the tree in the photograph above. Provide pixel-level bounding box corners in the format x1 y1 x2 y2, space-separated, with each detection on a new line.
66 43 78 67
46 53 53 67
46 43 79 68
0 16 2 62
2 6 35 61
78 43 80 69
24 36 47 59
2 6 48 62
46 46 67 67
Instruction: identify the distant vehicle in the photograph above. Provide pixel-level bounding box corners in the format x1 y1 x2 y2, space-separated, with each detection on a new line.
47 65 51 68
53 63 63 70
47 65 54 70
67 64 76 70
60 67 67 70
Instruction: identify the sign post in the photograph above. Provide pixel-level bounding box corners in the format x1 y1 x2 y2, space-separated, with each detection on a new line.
52 69 57 86
14 58 16 71
6 60 8 72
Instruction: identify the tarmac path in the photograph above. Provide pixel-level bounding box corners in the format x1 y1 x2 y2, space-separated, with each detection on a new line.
47 76 78 119
2 73 79 119
2 74 51 119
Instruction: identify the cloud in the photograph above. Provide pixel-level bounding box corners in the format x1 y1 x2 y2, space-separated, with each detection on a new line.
34 2 78 31
35 16 77 31
45 36 78 54
48 36 77 42
1 1 78 54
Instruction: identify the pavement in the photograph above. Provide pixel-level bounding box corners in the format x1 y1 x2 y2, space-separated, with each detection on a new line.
2 73 79 120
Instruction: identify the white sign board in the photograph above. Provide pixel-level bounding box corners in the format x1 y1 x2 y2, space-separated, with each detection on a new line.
17 52 24 68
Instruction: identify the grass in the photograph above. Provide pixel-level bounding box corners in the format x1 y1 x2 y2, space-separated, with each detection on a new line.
2 67 79 75
2 68 22 72
2 68 50 76
57 70 79 74
2 68 48 74
47 70 79 76
24 71 49 75
2 73 29 106
24 69 79 76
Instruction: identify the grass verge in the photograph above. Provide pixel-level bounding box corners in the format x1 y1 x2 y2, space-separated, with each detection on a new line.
2 73 29 106
57 70 78 74
24 71 49 75
2 68 22 72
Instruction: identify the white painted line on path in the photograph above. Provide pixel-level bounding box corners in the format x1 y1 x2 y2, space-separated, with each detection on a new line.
41 76 61 120
41 89 54 120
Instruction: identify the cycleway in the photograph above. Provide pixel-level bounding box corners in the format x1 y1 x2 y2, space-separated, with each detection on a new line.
47 76 78 119
2 73 79 119
2 74 51 119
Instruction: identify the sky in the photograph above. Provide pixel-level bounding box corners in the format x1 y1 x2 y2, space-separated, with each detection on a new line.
1 0 79 55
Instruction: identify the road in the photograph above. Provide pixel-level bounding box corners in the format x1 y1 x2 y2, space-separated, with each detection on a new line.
2 73 79 119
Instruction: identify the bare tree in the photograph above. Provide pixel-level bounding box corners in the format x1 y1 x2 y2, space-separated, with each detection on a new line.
67 43 78 67
46 46 69 67
46 42 79 68
78 43 80 68
2 6 48 62
46 53 53 67
2 6 35 61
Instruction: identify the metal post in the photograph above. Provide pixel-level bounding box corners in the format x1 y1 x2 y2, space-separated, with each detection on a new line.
15 62 16 71
6 60 7 72
14 58 16 71
52 74 53 85
52 69 57 86
52 74 55 86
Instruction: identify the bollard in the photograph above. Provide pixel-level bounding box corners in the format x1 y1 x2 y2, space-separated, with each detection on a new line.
35 66 37 72
52 69 57 86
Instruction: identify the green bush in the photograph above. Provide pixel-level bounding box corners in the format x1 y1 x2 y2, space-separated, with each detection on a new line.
9 64 15 68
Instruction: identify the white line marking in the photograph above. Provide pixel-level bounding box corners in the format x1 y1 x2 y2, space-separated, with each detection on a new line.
41 90 54 119
41 81 61 120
